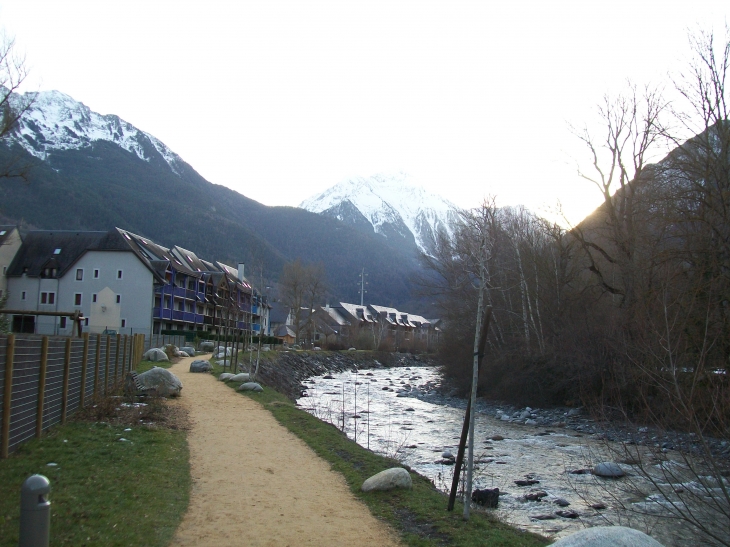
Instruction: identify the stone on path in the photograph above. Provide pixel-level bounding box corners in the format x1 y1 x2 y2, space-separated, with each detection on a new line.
593 462 625 478
136 367 183 397
237 382 264 392
190 360 212 373
361 468 412 492
549 526 664 546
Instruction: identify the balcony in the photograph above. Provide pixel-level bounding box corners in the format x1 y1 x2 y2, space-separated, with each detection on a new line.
153 307 172 320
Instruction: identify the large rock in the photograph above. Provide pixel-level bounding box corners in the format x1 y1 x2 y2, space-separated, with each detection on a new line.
218 373 235 381
550 526 664 546
472 487 499 507
143 348 169 362
189 360 212 373
199 341 215 351
361 468 412 492
237 382 263 392
136 367 183 397
181 346 196 356
593 462 625 478
229 373 250 382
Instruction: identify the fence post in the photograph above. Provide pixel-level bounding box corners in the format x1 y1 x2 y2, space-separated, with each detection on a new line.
60 338 71 424
114 334 121 384
36 337 49 438
79 333 89 409
93 334 101 399
121 335 128 377
2 334 16 458
104 336 111 395
140 334 145 366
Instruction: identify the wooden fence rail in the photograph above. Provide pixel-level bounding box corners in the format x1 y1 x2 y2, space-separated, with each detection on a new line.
0 333 146 458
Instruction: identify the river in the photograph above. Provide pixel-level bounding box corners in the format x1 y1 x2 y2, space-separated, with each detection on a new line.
296 366 727 546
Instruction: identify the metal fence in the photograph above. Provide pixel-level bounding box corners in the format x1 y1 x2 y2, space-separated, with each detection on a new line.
144 334 189 352
0 333 146 458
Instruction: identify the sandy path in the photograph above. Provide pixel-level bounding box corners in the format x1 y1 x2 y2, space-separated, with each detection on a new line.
168 356 400 547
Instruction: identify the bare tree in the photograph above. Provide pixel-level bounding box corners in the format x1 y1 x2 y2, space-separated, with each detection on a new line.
0 32 34 180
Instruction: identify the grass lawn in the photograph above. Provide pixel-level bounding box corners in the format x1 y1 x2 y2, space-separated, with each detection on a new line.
214 362 548 547
0 395 190 546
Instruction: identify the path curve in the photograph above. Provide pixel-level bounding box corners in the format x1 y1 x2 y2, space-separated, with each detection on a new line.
168 355 400 547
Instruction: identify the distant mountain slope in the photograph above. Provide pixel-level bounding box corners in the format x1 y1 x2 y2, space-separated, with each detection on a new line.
300 173 460 255
0 90 421 309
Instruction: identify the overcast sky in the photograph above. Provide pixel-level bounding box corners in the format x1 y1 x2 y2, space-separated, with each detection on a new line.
2 1 728 223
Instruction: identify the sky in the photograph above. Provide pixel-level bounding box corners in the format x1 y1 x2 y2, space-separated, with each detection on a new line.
1 1 728 224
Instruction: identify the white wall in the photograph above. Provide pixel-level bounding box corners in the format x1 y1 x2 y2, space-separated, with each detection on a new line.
6 250 155 337
0 228 21 300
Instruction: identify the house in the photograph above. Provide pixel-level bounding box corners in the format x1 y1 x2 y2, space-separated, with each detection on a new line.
5 227 269 340
5 229 160 336
0 225 22 301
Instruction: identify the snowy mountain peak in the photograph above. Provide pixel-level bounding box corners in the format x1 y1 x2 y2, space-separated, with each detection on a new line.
7 90 184 175
300 173 460 255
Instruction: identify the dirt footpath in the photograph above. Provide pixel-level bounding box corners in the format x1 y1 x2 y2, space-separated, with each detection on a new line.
168 356 400 547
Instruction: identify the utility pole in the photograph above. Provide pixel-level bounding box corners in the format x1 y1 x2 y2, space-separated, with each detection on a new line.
358 268 368 306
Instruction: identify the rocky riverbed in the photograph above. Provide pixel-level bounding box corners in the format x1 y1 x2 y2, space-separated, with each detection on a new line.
295 365 729 547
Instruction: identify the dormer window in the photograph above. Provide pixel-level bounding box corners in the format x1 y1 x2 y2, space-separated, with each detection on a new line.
53 248 61 255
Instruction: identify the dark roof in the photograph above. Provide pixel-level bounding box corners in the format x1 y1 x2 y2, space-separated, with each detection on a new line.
269 301 290 324
0 225 19 246
6 230 130 278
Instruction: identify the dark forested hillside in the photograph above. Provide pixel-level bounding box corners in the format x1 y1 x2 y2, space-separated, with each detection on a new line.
0 142 420 308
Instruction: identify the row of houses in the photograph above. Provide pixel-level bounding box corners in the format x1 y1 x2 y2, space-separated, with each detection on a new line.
0 225 270 339
271 301 441 352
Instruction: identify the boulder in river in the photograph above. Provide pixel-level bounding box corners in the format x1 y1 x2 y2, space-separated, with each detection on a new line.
361 468 412 492
549 526 664 546
593 462 625 478
472 487 499 508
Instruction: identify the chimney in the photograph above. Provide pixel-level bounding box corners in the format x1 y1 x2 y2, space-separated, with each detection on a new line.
237 263 245 282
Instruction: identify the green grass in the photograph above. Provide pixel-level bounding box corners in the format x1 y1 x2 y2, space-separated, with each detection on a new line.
214 362 547 547
0 415 189 546
136 359 173 373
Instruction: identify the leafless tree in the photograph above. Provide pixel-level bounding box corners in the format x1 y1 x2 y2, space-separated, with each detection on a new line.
0 32 34 180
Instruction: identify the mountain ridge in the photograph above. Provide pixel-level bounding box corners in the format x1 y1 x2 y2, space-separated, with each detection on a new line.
300 173 460 256
0 90 426 311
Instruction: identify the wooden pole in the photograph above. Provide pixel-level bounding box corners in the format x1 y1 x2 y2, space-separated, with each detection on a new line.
104 335 111 395
61 337 72 424
36 337 49 437
114 334 121 384
79 332 89 408
93 334 101 399
121 335 128 377
448 306 492 512
1 334 15 458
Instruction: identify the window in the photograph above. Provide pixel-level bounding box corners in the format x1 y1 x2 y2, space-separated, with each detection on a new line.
117 270 123 279
40 292 55 304
116 294 121 304
92 293 97 303
76 268 83 281
94 269 99 278
74 293 82 306
121 319 126 328
84 318 89 326
21 291 26 300
60 317 67 329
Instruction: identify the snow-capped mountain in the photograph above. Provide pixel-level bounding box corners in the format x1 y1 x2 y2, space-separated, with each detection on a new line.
7 90 185 175
300 173 461 255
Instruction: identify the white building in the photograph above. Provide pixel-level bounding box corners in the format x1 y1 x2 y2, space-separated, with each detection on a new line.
0 225 22 300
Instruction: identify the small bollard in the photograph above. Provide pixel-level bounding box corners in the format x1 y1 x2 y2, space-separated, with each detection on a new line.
19 474 51 547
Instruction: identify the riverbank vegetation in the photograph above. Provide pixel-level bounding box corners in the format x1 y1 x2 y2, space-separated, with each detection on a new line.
421 28 730 546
